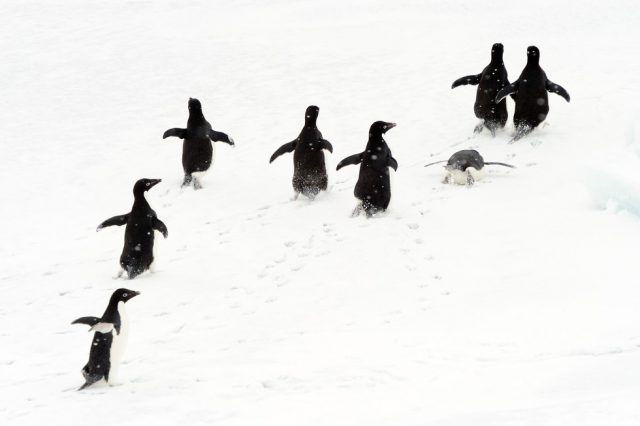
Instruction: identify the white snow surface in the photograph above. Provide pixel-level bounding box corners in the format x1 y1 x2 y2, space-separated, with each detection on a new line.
2 0 640 425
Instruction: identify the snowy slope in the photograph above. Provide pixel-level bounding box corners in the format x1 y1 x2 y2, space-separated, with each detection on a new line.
1 0 640 425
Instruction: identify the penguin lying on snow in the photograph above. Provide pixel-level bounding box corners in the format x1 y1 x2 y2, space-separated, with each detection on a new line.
163 98 235 189
72 288 140 390
424 149 514 185
97 178 168 279
269 105 333 200
336 121 398 217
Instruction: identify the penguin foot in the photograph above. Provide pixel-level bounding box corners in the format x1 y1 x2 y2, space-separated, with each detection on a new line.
181 175 193 187
466 173 475 186
351 204 363 217
442 174 452 185
473 123 484 134
291 192 300 201
193 179 203 190
113 269 125 280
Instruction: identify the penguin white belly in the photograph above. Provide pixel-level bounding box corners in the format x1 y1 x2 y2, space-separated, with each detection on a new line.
447 167 485 185
108 302 129 383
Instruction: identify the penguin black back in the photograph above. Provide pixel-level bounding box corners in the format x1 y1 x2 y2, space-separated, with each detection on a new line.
496 46 570 142
163 98 235 189
336 121 398 216
451 43 511 135
269 105 333 199
97 179 168 279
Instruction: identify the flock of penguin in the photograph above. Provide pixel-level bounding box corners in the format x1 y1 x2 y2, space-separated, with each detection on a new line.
71 43 570 390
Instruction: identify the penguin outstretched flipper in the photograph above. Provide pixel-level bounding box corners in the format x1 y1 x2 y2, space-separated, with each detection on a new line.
451 73 481 89
209 129 235 146
336 153 362 170
152 217 168 238
546 80 570 102
387 157 398 171
495 81 519 103
163 128 186 139
72 316 101 327
269 141 297 163
320 139 333 153
97 214 129 231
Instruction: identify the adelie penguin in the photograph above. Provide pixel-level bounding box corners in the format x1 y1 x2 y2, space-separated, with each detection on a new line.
163 98 235 189
97 178 168 279
451 43 511 136
424 149 514 185
269 105 333 200
336 121 398 217
72 288 140 390
495 46 570 142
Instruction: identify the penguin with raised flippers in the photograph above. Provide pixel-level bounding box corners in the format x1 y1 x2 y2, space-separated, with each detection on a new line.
451 43 511 136
163 98 235 189
72 288 140 390
495 46 570 142
336 121 398 217
269 105 333 200
424 149 514 186
97 179 168 279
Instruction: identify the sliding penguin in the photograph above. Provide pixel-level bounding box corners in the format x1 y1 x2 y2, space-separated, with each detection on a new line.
97 178 168 279
72 288 140 390
424 149 514 185
163 98 235 189
451 43 511 136
270 105 333 199
495 46 570 142
336 121 398 216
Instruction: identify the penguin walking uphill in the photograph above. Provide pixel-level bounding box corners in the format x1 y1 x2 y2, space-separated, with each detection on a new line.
495 46 570 142
163 98 235 189
97 178 168 279
451 43 511 136
424 149 515 186
269 105 334 200
72 288 140 390
336 121 398 217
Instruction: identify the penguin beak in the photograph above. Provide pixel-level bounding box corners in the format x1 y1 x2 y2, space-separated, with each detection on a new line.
130 291 141 298
384 123 397 132
148 179 162 188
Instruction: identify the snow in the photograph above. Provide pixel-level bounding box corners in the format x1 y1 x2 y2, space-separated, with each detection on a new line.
1 0 639 424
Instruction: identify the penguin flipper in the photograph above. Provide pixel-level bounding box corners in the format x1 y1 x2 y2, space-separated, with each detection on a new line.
79 371 104 391
388 156 398 171
71 316 101 327
495 81 519 103
97 214 129 231
484 162 516 168
269 141 297 163
451 73 482 89
336 153 362 171
546 80 570 102
320 139 333 153
152 217 168 238
209 129 235 146
163 128 186 139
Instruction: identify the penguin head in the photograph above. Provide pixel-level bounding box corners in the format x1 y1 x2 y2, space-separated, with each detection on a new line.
369 121 396 136
305 105 320 124
188 98 202 111
491 43 504 59
527 46 540 63
111 288 140 304
133 178 162 196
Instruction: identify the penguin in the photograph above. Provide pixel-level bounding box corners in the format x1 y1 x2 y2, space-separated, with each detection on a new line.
495 46 570 142
424 149 515 185
163 98 235 189
336 121 398 217
97 178 168 279
451 43 511 136
72 288 140 390
269 105 334 199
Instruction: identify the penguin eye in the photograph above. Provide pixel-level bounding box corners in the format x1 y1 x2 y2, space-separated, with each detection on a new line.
145 183 150 186
123 293 128 297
